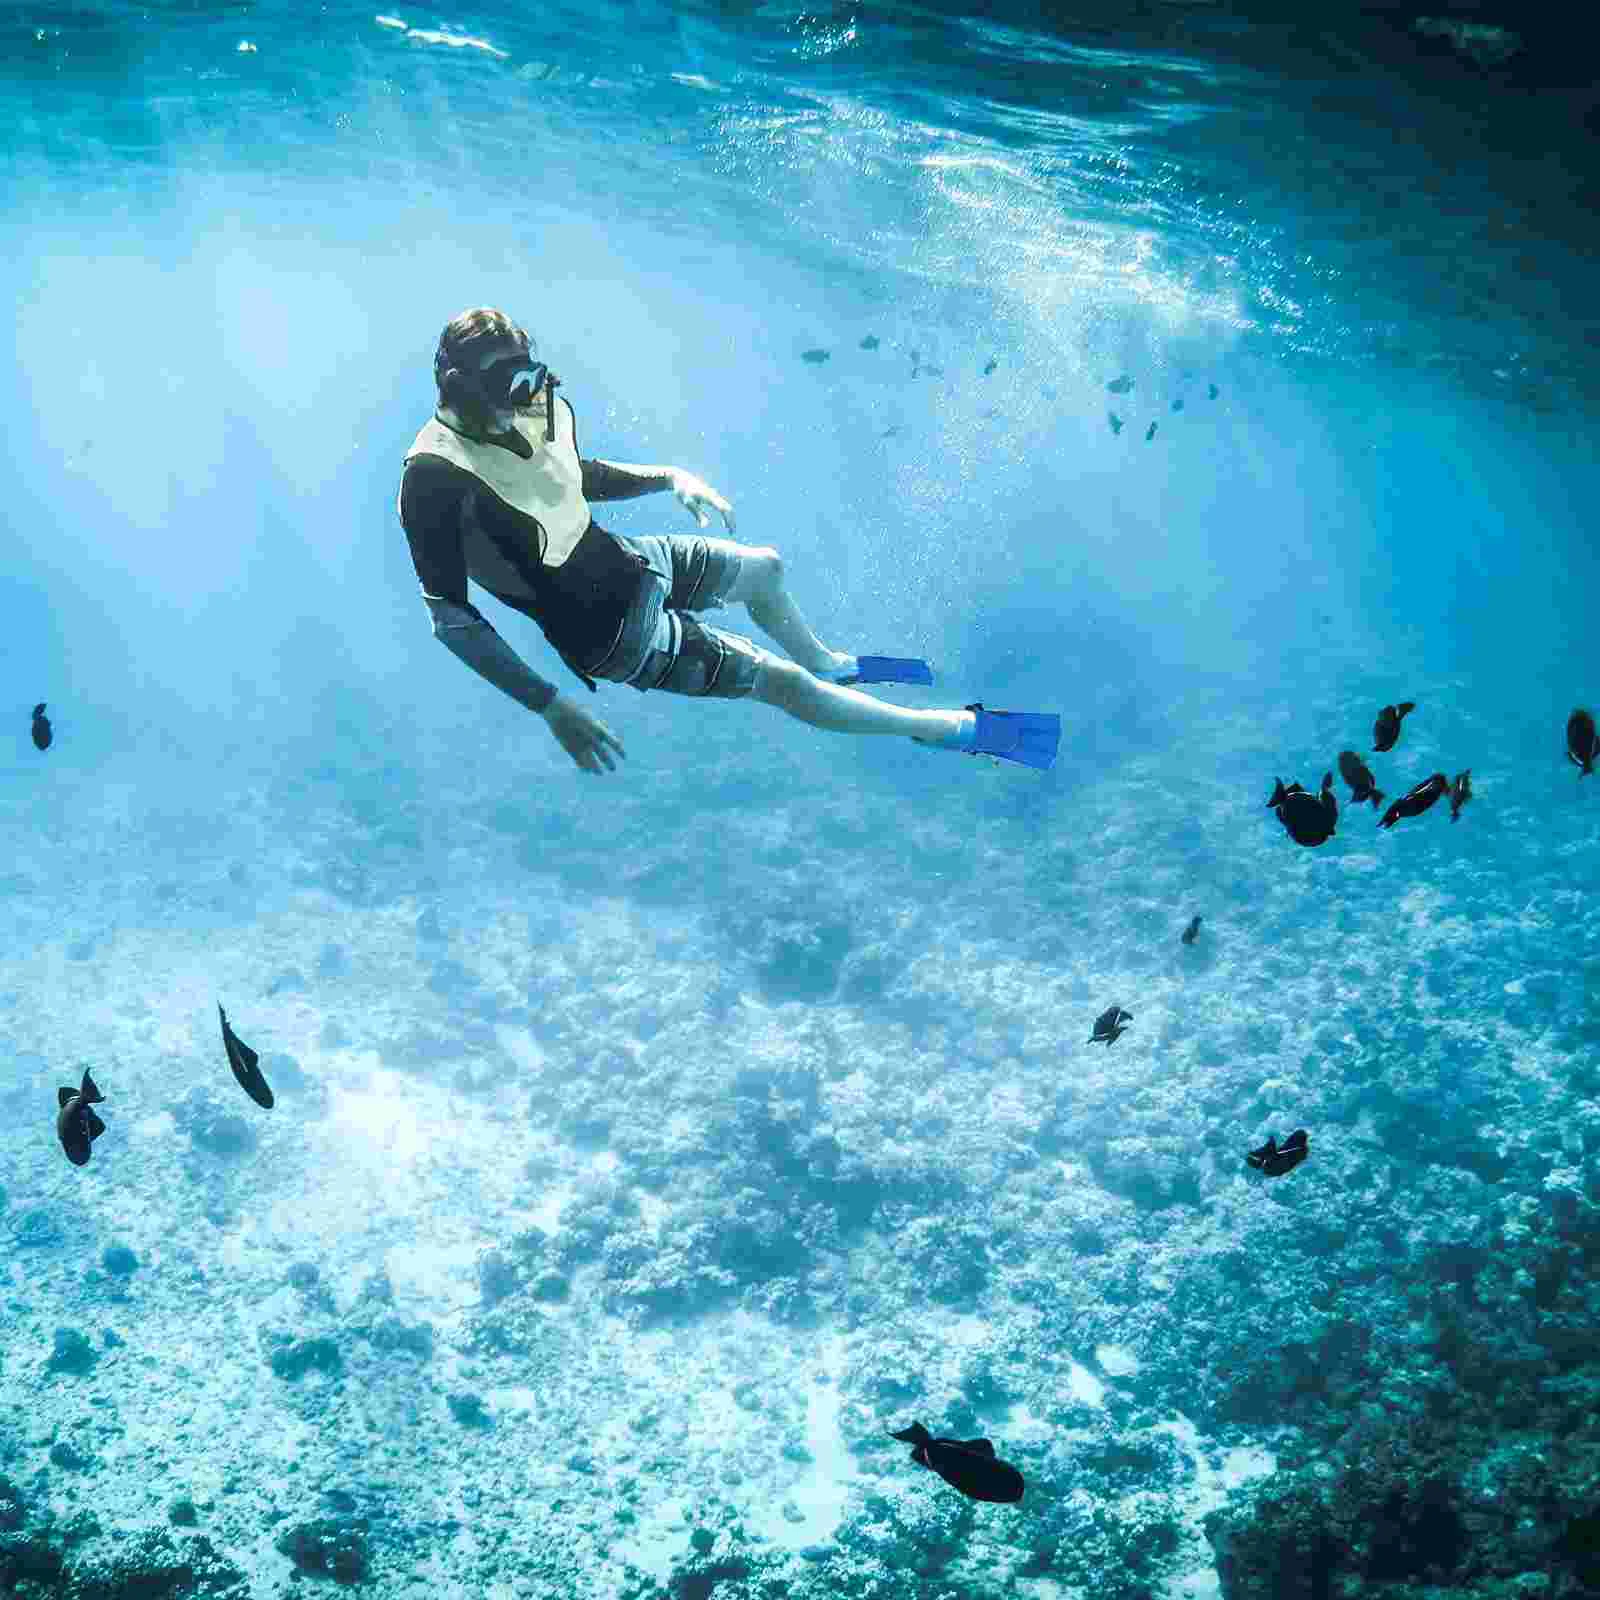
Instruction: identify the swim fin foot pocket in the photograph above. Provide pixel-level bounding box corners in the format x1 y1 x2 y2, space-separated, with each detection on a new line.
914 703 1061 771
966 703 1060 770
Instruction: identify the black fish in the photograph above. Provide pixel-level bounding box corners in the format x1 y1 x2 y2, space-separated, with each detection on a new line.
1171 397 1184 412
1145 422 1157 442
983 357 998 376
1372 701 1415 753
1379 772 1449 830
1246 1129 1308 1178
859 335 880 351
1337 750 1384 810
219 1005 274 1109
800 349 830 365
1566 708 1598 776
31 703 52 751
1268 773 1338 847
1181 915 1202 946
57 1069 107 1167
1449 768 1472 822
1106 375 1134 395
890 1424 1024 1504
1108 412 1124 435
1207 383 1219 400
1089 1005 1132 1045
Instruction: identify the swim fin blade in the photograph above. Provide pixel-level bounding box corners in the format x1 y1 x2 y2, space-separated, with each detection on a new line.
840 655 934 687
967 703 1060 771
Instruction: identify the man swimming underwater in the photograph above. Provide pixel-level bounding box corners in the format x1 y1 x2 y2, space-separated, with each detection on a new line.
398 308 1059 774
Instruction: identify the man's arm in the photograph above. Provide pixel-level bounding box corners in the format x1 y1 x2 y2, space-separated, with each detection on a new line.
580 457 674 503
423 596 559 714
566 398 672 502
401 456 559 714
568 398 733 530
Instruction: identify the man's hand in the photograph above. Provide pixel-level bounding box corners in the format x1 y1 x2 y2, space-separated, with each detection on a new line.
541 695 626 775
669 468 737 534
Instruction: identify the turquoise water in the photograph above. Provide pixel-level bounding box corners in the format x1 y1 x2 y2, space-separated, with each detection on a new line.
4 4 1600 1596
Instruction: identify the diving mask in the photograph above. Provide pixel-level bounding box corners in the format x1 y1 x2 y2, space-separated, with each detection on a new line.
478 353 548 412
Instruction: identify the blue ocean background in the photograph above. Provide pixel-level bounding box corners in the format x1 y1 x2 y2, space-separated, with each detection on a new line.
4 2 1600 1595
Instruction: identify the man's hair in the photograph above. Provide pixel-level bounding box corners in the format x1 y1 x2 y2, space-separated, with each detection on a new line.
434 307 529 397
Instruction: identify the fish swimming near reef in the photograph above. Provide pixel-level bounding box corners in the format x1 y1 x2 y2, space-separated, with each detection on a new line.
1246 1129 1308 1177
983 357 998 376
1566 708 1598 776
1089 1005 1132 1045
1106 375 1134 394
859 335 880 351
1378 773 1449 830
1108 412 1124 435
800 349 831 365
1449 769 1472 822
1373 701 1415 753
31 703 51 750
1337 750 1384 810
890 1424 1025 1503
1181 915 1202 946
1145 421 1157 442
219 1005 274 1109
57 1069 107 1167
1268 773 1338 847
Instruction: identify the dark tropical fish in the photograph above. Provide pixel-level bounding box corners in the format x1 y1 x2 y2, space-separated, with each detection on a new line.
1089 1005 1132 1045
31 703 52 750
219 1005 274 1109
1566 708 1598 776
1106 374 1134 394
800 349 830 365
1108 412 1124 435
1181 915 1202 946
1171 397 1184 412
1378 773 1449 830
1246 1129 1308 1177
859 335 880 351
1208 382 1219 399
890 1424 1024 1504
1372 701 1416 753
983 357 998 376
57 1069 107 1167
1449 769 1472 822
1267 773 1338 847
1145 421 1157 442
1337 750 1384 810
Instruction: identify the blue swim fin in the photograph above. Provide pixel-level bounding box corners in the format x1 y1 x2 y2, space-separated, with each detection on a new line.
837 654 934 687
967 702 1060 771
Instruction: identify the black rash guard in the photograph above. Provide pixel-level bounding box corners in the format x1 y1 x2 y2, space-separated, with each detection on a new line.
399 417 673 681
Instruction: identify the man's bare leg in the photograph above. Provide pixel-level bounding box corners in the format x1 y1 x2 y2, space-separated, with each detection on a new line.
722 546 853 678
751 656 972 742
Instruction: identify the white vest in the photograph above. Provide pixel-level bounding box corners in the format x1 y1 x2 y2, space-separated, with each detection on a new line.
400 393 592 570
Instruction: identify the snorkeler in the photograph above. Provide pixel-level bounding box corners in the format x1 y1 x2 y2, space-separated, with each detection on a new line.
398 309 1059 775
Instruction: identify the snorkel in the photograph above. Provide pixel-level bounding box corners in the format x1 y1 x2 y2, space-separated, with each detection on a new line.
542 369 561 442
